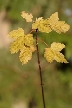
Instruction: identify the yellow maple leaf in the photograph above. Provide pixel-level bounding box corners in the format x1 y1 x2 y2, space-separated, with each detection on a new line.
21 11 33 22
8 27 35 54
47 12 70 33
44 42 68 63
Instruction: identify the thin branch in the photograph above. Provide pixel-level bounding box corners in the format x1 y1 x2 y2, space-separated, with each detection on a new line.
28 29 36 34
35 29 46 108
38 37 49 47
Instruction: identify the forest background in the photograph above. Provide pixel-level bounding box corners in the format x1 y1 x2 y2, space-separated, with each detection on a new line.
0 0 72 108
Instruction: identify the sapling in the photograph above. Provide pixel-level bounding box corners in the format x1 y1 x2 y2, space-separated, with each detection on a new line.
8 11 70 108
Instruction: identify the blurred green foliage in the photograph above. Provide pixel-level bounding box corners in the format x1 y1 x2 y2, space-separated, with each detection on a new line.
0 0 72 108
0 49 72 108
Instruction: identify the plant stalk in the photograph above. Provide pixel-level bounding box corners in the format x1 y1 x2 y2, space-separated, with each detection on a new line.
36 29 46 108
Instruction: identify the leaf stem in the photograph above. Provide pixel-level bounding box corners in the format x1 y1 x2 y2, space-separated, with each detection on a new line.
28 29 36 34
35 29 46 108
38 37 48 47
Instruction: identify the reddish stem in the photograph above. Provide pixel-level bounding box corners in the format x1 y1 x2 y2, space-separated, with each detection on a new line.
35 29 46 108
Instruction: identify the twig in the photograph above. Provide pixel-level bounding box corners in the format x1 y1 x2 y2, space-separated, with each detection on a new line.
38 37 48 47
35 29 46 108
28 29 36 34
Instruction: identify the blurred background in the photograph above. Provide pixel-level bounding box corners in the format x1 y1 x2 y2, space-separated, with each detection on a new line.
0 0 72 108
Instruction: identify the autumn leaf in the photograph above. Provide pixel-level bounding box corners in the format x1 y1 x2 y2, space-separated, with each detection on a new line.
44 42 68 63
47 12 70 33
21 11 33 22
8 28 35 54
